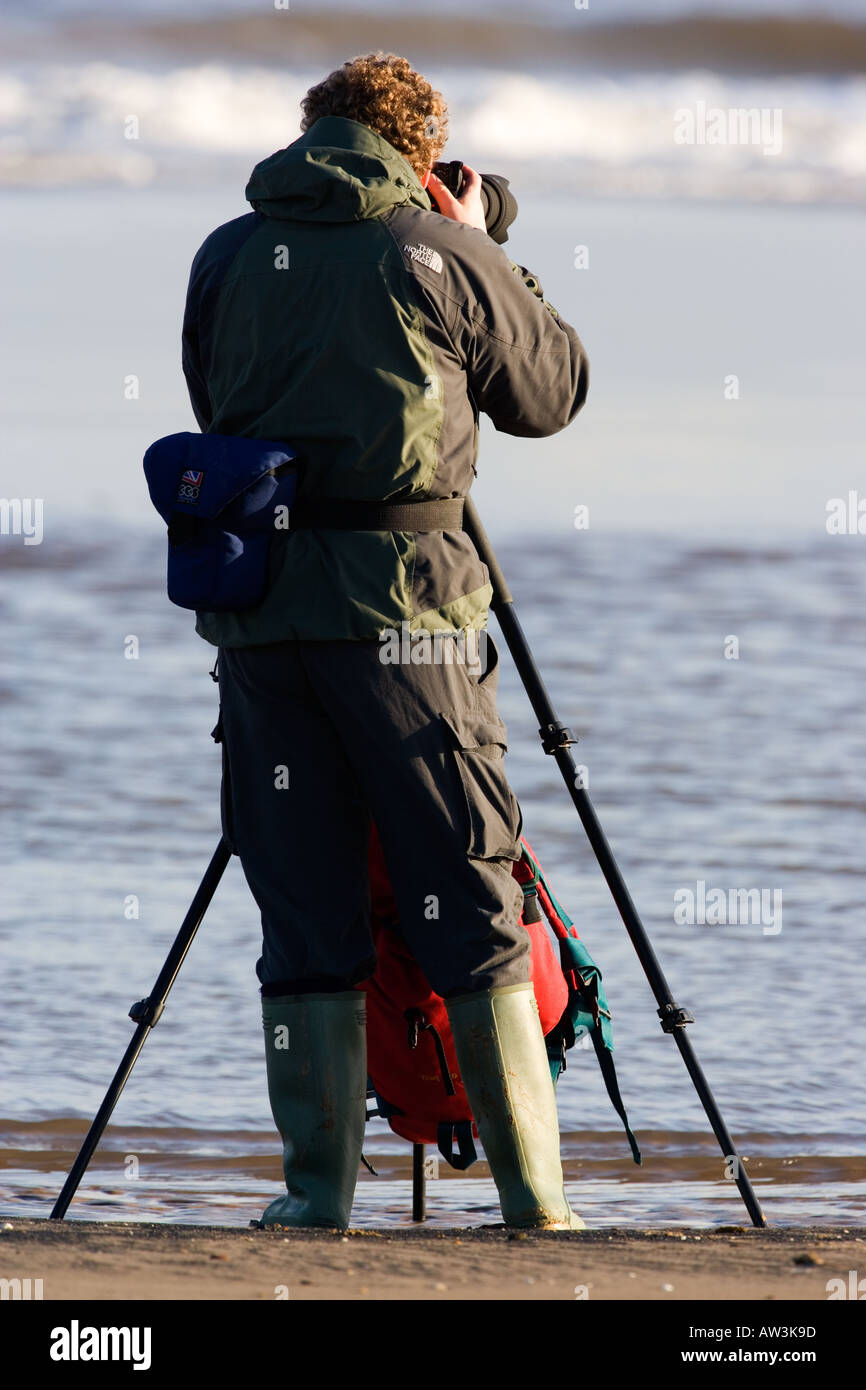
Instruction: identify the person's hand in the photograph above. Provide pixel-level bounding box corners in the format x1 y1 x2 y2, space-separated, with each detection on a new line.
426 164 486 234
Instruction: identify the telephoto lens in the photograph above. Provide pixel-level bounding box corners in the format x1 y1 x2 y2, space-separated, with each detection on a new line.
431 160 518 244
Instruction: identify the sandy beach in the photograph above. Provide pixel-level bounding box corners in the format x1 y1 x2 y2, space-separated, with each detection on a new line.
3 1220 863 1301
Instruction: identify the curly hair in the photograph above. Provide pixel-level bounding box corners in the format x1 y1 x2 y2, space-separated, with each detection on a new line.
301 53 448 179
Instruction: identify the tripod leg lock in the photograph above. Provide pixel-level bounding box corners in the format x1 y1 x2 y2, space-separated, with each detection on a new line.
129 997 165 1028
538 721 577 754
658 1003 695 1033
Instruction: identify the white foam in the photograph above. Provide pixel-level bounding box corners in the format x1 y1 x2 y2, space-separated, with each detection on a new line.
1 60 865 203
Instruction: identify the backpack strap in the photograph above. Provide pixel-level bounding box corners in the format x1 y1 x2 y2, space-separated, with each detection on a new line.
437 1120 477 1171
589 1030 642 1166
405 1009 456 1097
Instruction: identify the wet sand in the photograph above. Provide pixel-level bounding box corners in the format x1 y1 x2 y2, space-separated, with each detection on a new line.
2 1220 863 1301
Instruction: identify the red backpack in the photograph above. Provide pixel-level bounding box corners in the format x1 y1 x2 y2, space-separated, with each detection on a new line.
360 827 640 1170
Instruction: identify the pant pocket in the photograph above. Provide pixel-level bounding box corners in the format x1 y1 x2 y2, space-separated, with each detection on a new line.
441 709 524 861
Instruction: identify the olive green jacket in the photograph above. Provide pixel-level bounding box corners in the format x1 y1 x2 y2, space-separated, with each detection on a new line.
182 116 588 644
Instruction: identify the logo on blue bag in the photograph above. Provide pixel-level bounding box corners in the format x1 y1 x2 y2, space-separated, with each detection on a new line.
177 468 204 504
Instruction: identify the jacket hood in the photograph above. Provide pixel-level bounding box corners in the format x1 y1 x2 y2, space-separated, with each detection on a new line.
245 116 432 222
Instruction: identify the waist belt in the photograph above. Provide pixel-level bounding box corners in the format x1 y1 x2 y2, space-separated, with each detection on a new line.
290 497 464 532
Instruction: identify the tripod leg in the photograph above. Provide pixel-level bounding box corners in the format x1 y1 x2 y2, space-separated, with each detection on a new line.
412 1144 426 1222
674 1029 765 1228
50 838 232 1220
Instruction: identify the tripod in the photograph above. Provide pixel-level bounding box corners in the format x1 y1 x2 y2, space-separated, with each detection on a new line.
51 501 765 1227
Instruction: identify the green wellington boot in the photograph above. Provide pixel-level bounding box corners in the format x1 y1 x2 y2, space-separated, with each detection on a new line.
259 990 367 1229
446 982 585 1230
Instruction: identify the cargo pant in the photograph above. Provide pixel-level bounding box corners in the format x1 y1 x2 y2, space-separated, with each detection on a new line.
216 632 529 998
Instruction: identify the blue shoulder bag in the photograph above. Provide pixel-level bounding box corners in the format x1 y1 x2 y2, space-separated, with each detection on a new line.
143 432 298 612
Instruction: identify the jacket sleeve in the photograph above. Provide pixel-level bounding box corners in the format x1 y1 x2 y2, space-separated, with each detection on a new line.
181 252 213 432
180 213 264 434
448 227 589 438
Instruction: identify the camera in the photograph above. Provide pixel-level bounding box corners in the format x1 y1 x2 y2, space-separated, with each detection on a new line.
430 161 518 245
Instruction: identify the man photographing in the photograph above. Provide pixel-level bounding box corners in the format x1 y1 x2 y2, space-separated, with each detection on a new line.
182 52 589 1230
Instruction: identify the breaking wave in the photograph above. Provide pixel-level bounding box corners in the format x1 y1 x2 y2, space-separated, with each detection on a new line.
1 58 865 204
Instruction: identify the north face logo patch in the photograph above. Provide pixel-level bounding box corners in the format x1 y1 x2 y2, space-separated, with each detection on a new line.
403 242 443 274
